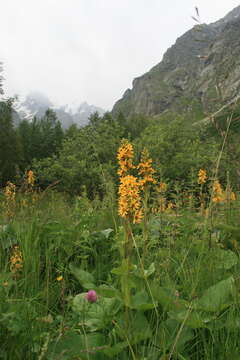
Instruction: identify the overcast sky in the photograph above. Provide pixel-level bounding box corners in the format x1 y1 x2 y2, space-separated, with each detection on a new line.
0 0 239 110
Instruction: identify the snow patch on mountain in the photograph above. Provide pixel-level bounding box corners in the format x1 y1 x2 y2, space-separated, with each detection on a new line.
13 92 106 128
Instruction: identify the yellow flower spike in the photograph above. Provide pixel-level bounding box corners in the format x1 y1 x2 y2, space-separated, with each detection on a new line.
117 140 143 224
56 275 63 281
158 182 167 193
4 182 16 201
117 140 135 177
9 245 23 274
133 209 143 224
27 170 35 186
118 175 143 222
167 201 174 211
198 169 207 184
137 148 156 188
159 197 166 213
212 180 225 203
213 180 223 195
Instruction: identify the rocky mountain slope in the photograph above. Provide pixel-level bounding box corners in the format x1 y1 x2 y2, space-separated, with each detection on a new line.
112 5 240 120
14 92 105 128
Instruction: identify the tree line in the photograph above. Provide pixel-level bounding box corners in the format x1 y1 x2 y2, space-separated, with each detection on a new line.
1 66 240 195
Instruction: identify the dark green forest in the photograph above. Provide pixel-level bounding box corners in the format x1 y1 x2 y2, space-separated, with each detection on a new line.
1 89 240 196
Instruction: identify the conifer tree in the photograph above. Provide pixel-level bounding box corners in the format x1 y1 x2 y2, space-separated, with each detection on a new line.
0 99 22 186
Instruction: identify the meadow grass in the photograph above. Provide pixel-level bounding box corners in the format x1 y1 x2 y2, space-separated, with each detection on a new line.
0 151 240 359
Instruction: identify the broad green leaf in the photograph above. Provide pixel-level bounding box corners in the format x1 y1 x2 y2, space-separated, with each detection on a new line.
97 284 120 298
103 341 128 357
193 276 235 312
47 331 107 360
131 312 153 343
69 263 95 289
115 312 152 344
213 249 238 270
130 290 155 310
111 259 130 276
72 293 122 331
151 283 188 311
169 309 213 329
153 319 194 352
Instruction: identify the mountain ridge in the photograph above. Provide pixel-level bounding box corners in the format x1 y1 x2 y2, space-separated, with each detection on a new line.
13 91 105 128
112 5 240 120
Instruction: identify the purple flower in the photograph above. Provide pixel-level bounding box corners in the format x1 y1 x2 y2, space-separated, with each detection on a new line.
85 290 97 303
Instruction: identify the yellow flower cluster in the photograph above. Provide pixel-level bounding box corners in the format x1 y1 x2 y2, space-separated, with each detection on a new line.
137 149 156 188
158 182 167 193
10 245 23 274
152 200 174 214
229 192 236 201
118 175 143 223
27 170 35 186
4 182 16 202
212 180 236 203
117 140 143 224
198 169 207 184
167 201 174 211
4 182 16 218
117 141 135 177
212 180 224 203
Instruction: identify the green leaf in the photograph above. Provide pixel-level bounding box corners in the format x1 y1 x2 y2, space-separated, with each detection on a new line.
72 293 122 331
151 283 188 311
133 262 155 278
100 228 114 239
69 263 95 289
169 309 213 329
130 290 155 310
47 331 107 360
132 312 153 343
97 284 120 298
115 312 152 344
193 276 235 312
103 341 128 357
111 259 130 276
213 249 238 270
153 319 194 352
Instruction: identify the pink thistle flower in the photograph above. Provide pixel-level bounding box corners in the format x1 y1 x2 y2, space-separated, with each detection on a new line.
85 290 97 303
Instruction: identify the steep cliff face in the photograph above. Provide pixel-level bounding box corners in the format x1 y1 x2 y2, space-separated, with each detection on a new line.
112 6 240 120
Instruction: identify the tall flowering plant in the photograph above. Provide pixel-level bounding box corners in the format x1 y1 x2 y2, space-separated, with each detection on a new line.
117 140 143 225
117 140 143 307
